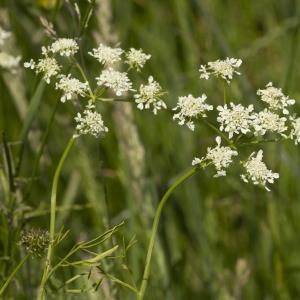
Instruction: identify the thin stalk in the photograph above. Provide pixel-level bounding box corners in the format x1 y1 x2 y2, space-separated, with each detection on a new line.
238 137 285 147
0 253 30 296
37 136 75 300
137 167 199 300
79 0 96 37
72 59 94 100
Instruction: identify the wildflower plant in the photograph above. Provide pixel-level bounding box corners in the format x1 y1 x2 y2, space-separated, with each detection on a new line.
20 28 300 299
5 4 300 300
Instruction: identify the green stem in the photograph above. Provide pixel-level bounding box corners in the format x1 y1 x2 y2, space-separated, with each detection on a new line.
137 167 199 300
73 60 94 100
37 136 75 300
79 0 96 37
238 137 285 147
0 253 30 296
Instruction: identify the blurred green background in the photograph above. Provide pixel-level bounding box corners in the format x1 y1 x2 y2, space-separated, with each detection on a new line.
1 0 300 299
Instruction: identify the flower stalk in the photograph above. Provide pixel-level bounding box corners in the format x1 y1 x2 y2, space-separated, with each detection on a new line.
37 136 75 300
137 167 199 300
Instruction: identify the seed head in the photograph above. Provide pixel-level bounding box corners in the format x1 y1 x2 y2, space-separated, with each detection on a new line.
19 229 50 258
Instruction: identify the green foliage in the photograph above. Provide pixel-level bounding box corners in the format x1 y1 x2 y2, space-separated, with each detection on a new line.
1 0 300 299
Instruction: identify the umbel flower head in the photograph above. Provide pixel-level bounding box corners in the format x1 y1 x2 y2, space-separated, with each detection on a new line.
125 48 151 70
241 150 279 191
199 57 242 83
48 38 79 57
19 228 50 258
55 74 89 102
134 76 167 114
252 109 287 136
217 103 254 139
96 67 133 96
89 44 123 65
74 101 109 138
257 82 295 115
192 136 238 177
24 53 61 84
173 94 213 130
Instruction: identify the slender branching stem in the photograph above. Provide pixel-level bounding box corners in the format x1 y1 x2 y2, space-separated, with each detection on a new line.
0 253 30 296
137 167 199 300
37 136 75 300
71 59 95 100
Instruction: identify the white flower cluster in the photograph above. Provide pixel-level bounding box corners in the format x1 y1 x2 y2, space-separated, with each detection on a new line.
253 109 287 136
217 103 254 138
0 26 20 72
125 48 151 70
88 44 151 71
74 101 108 138
55 74 89 102
199 57 242 83
257 82 295 115
23 39 168 145
24 38 79 83
96 67 133 96
173 94 213 130
88 45 163 113
192 136 238 177
89 44 123 65
48 38 79 57
134 76 167 114
25 55 61 84
241 150 279 191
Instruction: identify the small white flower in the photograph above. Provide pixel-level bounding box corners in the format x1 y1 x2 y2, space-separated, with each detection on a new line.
74 101 108 138
192 157 204 166
199 57 242 83
55 74 89 102
193 136 238 177
96 67 133 96
217 103 254 139
241 150 279 191
252 109 287 136
125 48 151 70
257 82 295 115
24 59 35 69
134 76 166 114
0 27 11 46
48 38 79 57
173 94 213 130
88 44 123 65
0 52 21 71
199 65 209 80
290 117 300 145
